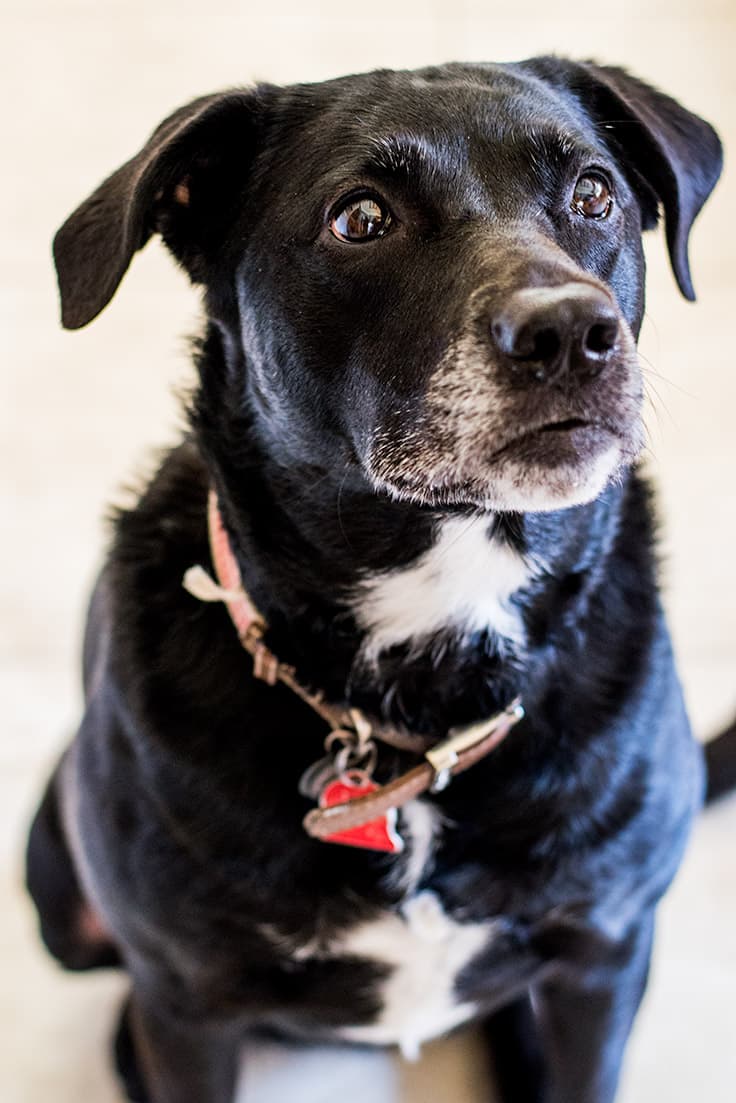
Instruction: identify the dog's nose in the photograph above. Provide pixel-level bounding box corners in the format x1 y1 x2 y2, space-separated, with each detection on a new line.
491 283 620 384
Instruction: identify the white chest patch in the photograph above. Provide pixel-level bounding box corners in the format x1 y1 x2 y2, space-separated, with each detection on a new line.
394 799 440 895
352 517 531 660
335 890 497 1060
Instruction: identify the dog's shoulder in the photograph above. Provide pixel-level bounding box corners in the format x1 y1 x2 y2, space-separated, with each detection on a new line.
103 440 263 743
111 438 210 573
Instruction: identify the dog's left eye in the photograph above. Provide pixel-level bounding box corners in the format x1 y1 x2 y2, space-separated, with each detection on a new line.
572 173 613 219
330 195 392 242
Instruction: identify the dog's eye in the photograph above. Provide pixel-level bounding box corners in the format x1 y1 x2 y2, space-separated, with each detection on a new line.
330 195 391 242
572 174 613 219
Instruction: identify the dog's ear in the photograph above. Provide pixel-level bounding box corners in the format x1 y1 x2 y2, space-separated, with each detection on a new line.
54 89 270 329
523 58 723 300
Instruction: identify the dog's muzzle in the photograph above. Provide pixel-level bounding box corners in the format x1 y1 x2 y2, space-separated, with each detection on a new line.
364 277 643 513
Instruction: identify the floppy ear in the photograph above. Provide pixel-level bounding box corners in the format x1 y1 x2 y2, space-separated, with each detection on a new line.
523 58 723 300
53 88 269 329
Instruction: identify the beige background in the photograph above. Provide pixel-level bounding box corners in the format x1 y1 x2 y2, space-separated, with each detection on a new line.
2 1 735 1101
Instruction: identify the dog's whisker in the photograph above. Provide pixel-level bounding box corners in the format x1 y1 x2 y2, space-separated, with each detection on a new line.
335 469 353 550
276 468 340 511
641 377 674 432
431 511 484 565
639 356 697 400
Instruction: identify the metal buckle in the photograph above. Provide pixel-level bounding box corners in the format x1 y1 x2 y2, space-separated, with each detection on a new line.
425 698 524 792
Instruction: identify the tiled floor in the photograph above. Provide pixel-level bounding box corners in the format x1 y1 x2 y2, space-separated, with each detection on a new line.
3 2 735 1101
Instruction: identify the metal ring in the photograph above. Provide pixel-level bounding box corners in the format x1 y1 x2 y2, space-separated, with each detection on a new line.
325 728 357 754
334 740 377 778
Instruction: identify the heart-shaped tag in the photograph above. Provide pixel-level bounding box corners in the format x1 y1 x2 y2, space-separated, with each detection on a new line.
319 774 404 854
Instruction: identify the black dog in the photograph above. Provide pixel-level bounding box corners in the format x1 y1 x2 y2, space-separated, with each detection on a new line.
27 57 728 1103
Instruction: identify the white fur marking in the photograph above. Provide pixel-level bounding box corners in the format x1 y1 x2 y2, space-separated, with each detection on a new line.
476 442 624 513
396 800 440 894
353 517 531 657
258 887 497 1058
336 890 496 1059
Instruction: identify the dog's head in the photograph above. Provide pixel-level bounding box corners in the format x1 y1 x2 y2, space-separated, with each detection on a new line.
54 59 721 514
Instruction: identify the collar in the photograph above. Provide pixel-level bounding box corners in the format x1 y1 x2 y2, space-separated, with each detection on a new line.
183 490 524 853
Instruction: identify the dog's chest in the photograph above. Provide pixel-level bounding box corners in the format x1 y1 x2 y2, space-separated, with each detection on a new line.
262 806 500 1057
352 516 531 657
331 889 498 1059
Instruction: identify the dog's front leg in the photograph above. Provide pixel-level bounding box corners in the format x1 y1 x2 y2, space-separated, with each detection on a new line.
124 989 241 1103
532 913 654 1103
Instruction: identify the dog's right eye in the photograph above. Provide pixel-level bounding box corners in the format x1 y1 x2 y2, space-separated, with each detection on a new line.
329 195 392 242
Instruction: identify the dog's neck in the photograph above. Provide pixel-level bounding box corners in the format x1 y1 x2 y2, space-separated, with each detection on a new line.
192 327 623 737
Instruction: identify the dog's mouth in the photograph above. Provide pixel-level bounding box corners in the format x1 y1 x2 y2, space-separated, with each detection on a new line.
487 416 614 462
540 417 593 433
495 415 602 446
368 414 640 513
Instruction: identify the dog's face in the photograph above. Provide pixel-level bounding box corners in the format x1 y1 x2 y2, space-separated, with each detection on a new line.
53 60 721 515
233 66 649 514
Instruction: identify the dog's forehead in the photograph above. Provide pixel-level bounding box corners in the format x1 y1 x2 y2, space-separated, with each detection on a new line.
301 62 581 131
272 64 601 201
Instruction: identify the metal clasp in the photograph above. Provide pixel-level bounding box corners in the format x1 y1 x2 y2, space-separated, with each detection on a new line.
425 698 524 793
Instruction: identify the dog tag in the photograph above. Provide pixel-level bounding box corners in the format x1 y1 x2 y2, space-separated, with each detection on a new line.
319 773 404 854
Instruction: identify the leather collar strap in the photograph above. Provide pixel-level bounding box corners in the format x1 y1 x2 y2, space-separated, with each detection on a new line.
304 702 524 840
183 490 524 842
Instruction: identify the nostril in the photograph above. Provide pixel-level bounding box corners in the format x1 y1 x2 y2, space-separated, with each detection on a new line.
584 321 619 356
530 327 561 364
492 319 563 365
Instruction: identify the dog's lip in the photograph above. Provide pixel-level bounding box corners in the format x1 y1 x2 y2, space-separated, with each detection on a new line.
371 417 624 509
486 416 612 461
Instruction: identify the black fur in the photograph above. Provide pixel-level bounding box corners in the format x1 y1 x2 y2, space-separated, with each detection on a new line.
27 58 727 1103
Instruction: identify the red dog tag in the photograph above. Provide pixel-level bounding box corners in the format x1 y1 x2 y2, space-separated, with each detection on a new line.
319 773 404 854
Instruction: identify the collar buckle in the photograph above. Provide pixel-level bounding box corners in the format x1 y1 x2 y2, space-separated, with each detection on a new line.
425 698 525 791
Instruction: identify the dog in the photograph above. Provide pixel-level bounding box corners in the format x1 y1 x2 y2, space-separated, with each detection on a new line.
26 57 730 1103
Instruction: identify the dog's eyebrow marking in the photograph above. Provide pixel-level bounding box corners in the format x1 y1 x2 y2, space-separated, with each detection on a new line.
365 134 428 176
531 129 578 157
360 132 467 182
520 128 583 178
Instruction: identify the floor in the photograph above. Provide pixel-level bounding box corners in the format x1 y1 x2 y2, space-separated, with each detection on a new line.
2 1 735 1100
